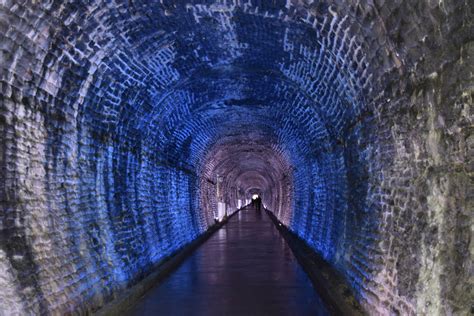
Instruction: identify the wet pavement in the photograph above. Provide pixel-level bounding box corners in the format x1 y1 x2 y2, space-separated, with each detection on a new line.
126 206 329 315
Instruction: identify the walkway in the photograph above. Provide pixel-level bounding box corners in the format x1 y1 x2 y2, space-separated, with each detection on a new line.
126 206 329 315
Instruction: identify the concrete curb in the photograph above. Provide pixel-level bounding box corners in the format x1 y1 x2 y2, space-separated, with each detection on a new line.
266 210 365 316
94 209 242 316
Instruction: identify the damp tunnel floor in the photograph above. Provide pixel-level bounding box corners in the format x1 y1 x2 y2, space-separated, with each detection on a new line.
125 206 329 316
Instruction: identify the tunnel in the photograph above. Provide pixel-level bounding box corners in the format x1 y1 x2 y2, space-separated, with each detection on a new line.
0 0 472 315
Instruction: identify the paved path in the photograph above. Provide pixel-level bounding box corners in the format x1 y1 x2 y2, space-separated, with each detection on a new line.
127 206 329 315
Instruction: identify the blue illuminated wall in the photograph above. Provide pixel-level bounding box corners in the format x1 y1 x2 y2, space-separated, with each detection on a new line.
0 0 471 315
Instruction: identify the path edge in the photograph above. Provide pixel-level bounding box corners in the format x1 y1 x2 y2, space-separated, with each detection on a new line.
94 208 242 316
266 209 365 316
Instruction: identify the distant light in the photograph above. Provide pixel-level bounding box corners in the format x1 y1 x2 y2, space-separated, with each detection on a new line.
252 194 259 200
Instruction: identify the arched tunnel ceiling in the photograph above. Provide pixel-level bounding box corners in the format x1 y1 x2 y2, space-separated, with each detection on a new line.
202 139 290 200
62 1 378 215
46 0 380 218
42 0 374 170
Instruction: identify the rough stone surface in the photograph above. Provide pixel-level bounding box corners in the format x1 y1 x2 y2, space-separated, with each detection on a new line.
0 0 472 315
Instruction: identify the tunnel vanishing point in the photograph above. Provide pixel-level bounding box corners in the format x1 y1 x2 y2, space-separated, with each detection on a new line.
0 0 472 315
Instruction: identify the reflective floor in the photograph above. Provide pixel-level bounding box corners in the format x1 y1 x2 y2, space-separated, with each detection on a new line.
127 206 329 315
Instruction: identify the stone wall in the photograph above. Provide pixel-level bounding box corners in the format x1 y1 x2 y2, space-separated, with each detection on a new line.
344 2 472 313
